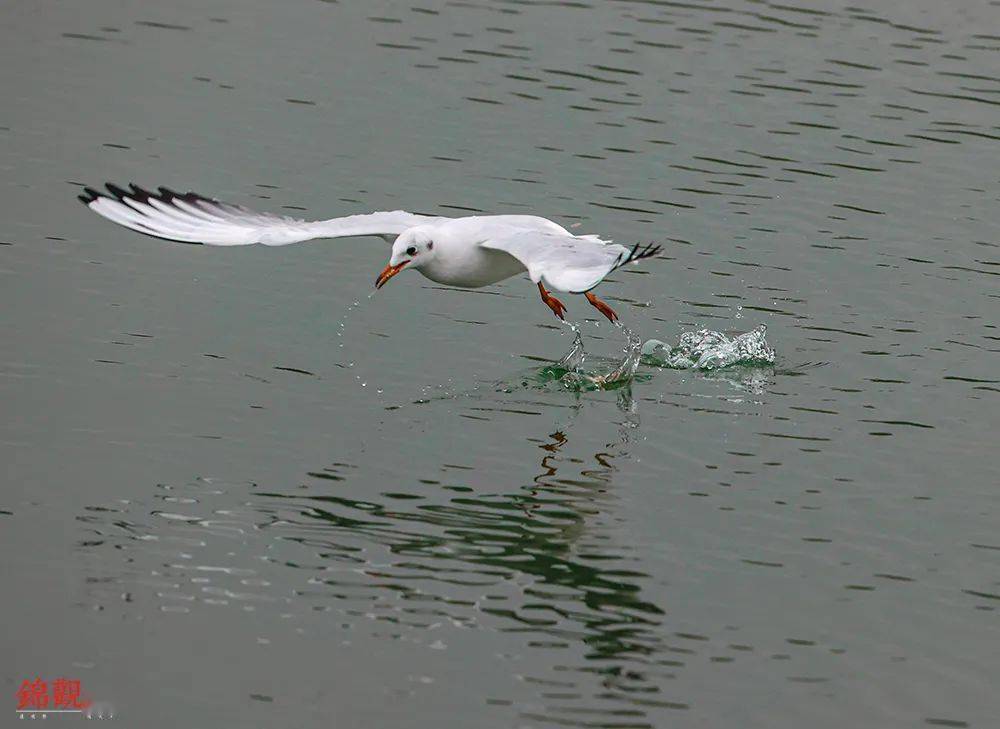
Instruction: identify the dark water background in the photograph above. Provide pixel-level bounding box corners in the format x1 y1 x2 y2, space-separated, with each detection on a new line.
1 0 998 726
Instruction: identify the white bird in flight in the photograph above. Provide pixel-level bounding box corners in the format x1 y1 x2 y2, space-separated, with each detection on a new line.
79 183 661 322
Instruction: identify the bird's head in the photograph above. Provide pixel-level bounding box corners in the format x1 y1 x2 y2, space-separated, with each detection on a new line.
375 228 437 289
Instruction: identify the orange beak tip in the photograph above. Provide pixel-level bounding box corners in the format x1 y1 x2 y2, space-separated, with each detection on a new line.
375 261 407 289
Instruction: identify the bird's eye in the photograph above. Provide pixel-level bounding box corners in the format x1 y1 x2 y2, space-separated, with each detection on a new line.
406 246 417 256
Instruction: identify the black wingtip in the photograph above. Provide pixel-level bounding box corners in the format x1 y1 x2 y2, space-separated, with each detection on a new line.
75 181 231 246
79 186 103 205
614 241 663 269
128 182 149 200
631 241 662 261
80 181 221 208
105 182 130 201
79 182 145 207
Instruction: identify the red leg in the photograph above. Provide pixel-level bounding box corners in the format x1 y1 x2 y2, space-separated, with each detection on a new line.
585 291 619 323
537 282 567 320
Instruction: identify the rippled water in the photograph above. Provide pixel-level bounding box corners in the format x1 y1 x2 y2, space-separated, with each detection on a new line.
2 1 998 727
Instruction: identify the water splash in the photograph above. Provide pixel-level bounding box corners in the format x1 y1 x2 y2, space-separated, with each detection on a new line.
639 324 776 395
640 324 775 370
523 322 644 392
500 324 776 395
555 323 586 371
570 323 642 388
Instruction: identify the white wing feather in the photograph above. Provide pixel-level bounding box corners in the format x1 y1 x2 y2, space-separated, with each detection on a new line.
480 231 661 293
79 183 445 246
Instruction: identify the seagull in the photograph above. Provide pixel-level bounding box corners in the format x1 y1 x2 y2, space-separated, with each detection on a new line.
79 183 661 322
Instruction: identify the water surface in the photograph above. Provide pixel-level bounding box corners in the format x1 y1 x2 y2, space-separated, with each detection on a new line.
1 1 998 727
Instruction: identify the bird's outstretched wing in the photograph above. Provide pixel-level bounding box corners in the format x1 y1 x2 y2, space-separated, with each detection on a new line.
480 231 661 293
79 183 446 246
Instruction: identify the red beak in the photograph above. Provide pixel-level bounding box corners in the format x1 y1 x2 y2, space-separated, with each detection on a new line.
374 260 407 289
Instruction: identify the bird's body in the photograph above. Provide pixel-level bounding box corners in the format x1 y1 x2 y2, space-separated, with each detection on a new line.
411 215 563 288
79 183 661 321
418 238 525 289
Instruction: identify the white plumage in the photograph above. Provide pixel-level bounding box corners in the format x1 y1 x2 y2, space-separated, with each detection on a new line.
80 183 661 321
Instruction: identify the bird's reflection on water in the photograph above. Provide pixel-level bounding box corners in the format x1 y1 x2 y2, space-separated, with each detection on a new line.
77 383 704 722
270 402 693 721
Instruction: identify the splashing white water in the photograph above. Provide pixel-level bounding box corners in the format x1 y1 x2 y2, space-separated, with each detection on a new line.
556 323 586 371
640 324 775 370
527 323 776 392
558 322 642 389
